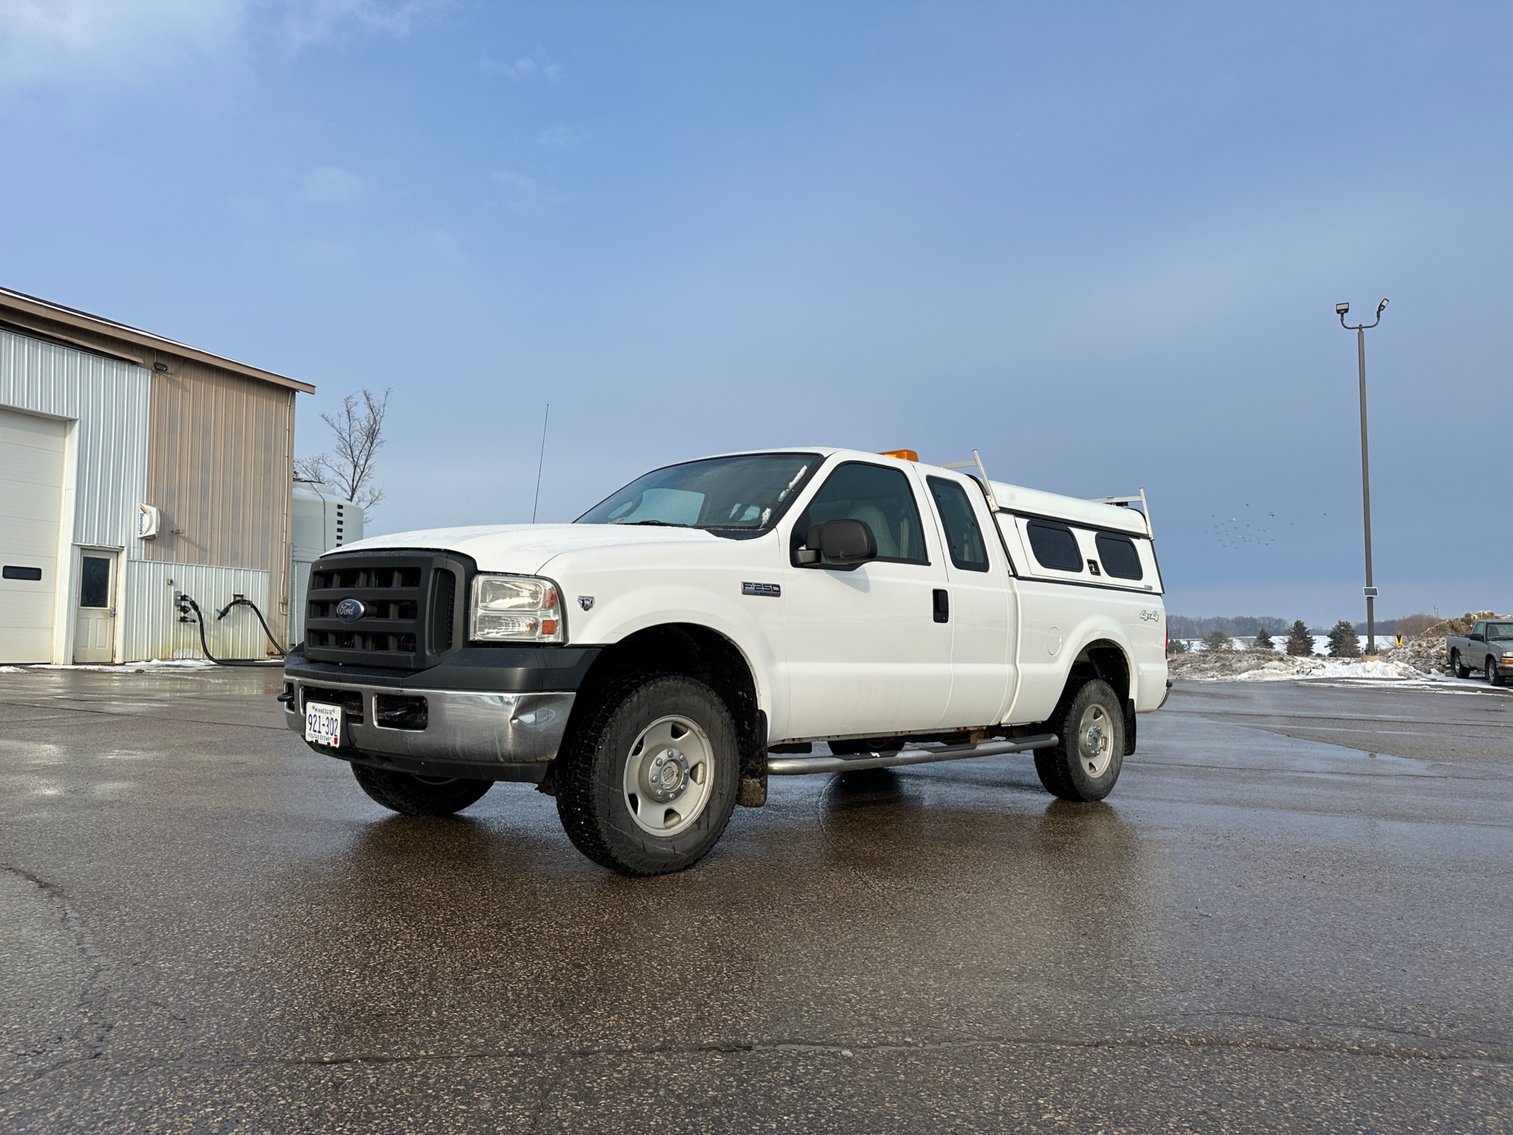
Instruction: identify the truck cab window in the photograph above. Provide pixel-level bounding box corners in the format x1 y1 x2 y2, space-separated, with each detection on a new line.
795 462 927 564
927 477 989 572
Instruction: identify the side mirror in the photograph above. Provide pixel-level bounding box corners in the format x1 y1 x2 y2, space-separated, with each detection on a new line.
798 519 876 569
1470 633 1485 642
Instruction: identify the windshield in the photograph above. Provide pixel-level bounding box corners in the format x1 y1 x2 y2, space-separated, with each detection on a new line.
576 453 819 533
1486 622 1513 639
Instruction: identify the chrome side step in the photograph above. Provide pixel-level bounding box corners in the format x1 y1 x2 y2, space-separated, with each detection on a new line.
766 734 1058 776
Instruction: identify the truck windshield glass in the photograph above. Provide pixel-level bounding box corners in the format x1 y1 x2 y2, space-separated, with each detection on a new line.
576 454 818 533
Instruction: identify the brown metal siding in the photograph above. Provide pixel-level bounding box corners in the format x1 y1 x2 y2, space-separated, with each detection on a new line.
144 361 295 616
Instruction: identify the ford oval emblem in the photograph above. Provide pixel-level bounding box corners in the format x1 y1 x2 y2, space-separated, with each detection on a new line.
335 598 366 622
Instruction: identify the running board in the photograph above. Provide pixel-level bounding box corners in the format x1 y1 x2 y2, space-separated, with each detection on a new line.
766 735 1058 776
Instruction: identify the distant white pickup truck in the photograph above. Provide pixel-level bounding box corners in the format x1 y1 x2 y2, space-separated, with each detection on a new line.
1447 619 1513 685
281 447 1169 874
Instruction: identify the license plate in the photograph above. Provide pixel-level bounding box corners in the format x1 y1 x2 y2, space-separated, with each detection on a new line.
305 700 343 747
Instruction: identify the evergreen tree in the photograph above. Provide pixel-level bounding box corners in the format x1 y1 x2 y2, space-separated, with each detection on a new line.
1285 620 1314 656
1202 628 1232 653
1167 637 1189 655
1253 626 1275 651
1328 619 1361 657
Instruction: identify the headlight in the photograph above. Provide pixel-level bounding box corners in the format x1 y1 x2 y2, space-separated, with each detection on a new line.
470 575 564 643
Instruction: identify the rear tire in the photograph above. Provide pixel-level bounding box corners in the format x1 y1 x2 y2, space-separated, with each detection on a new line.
1452 650 1470 679
555 675 740 876
350 763 493 816
1035 679 1125 802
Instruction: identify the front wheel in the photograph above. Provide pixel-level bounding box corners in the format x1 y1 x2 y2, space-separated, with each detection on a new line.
1034 679 1125 802
350 763 493 816
1489 657 1505 687
555 675 740 876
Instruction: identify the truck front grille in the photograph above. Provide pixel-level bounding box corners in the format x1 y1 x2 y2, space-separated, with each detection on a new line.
303 551 473 669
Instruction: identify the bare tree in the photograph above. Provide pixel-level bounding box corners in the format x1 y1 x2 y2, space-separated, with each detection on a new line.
296 387 391 511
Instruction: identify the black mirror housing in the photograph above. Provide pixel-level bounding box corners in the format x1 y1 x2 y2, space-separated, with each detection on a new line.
801 519 876 569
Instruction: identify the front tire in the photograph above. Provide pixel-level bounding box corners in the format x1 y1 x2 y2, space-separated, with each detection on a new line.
555 675 740 876
350 763 493 816
1035 679 1125 802
1488 657 1505 687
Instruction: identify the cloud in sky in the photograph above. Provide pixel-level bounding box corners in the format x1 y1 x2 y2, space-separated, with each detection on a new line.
537 124 586 152
274 0 448 52
0 0 243 90
300 164 367 206
481 46 560 82
0 0 445 90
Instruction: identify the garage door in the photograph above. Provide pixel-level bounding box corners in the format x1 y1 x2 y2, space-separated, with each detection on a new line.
0 409 67 663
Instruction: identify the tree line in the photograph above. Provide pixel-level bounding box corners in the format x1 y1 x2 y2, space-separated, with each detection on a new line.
1170 613 1439 639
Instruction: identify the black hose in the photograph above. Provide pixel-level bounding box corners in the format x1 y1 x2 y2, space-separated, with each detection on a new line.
215 596 288 655
180 596 284 667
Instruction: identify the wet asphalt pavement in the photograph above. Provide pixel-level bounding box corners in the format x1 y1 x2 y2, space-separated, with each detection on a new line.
1 667 1509 1133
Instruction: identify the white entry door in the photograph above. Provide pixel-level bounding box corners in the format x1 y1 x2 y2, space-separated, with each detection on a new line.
73 551 118 664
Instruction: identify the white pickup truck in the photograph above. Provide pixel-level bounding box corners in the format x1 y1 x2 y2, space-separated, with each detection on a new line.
281 447 1169 875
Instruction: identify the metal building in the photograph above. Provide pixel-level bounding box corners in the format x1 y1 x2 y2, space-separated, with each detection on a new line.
0 287 313 664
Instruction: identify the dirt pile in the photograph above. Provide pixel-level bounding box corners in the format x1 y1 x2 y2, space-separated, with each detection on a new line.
1383 611 1502 675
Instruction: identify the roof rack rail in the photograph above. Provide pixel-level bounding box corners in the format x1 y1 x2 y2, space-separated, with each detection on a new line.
939 449 999 511
1091 489 1153 537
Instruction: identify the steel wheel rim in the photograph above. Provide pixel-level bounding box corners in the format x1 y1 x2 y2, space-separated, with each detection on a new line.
1077 704 1114 778
622 714 714 837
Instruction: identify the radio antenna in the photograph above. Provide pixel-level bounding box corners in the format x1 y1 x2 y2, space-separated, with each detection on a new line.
531 403 550 523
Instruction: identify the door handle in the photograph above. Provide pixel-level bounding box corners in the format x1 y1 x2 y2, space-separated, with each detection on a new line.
933 589 949 623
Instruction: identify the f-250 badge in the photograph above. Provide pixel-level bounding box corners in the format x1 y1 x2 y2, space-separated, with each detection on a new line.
742 582 781 598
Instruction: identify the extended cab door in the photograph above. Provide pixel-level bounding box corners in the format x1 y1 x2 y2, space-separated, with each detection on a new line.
924 474 1015 727
778 458 953 740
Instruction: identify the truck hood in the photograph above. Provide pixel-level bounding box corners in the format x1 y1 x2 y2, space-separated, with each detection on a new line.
333 523 728 574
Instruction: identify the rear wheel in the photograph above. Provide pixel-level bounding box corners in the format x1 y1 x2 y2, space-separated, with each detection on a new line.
350 763 493 816
555 675 740 876
1452 650 1470 679
1035 679 1125 802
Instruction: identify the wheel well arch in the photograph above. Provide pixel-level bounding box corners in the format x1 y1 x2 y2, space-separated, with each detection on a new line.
560 623 766 794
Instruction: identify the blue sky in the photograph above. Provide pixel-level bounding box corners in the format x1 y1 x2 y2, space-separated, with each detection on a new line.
2 1 1509 625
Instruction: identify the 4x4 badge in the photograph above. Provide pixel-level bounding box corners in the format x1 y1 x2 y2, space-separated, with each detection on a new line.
578 596 595 611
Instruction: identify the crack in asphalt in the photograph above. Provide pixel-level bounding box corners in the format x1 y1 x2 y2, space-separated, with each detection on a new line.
0 865 117 1096
8 1025 1509 1092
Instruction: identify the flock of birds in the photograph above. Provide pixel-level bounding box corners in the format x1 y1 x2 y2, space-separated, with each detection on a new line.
1208 503 1322 551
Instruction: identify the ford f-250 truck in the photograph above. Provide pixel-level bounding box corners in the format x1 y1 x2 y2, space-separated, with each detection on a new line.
281 447 1169 875
1447 619 1513 685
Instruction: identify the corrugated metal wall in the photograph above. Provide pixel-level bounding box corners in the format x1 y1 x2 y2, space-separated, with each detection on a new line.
122 563 276 661
144 362 296 622
0 329 151 552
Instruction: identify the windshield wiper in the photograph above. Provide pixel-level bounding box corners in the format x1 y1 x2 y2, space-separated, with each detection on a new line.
619 520 691 527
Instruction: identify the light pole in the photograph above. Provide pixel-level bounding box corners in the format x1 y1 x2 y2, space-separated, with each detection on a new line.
1335 297 1388 654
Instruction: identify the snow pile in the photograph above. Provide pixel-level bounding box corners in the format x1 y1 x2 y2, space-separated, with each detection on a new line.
1383 611 1501 675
